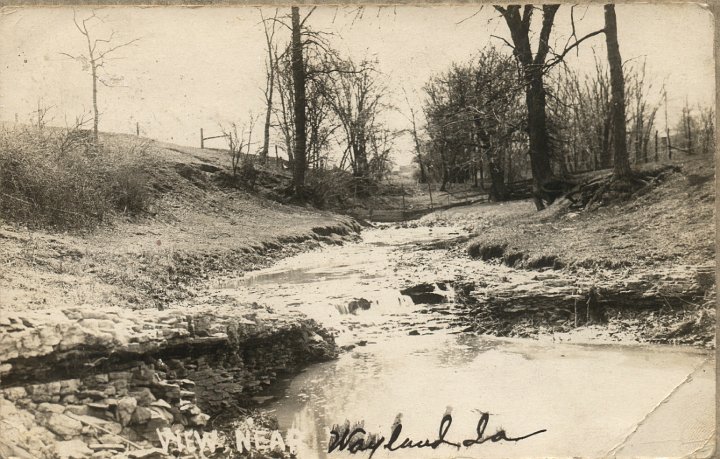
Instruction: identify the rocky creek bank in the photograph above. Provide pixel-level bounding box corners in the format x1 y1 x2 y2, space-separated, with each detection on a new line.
396 236 715 347
0 302 337 458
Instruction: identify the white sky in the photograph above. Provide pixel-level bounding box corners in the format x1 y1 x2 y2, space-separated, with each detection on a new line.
0 4 714 165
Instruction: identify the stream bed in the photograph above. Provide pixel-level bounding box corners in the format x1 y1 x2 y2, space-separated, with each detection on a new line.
215 226 715 458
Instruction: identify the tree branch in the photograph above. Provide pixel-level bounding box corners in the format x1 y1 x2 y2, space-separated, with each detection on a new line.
490 34 515 52
96 37 141 60
544 27 605 69
456 7 483 25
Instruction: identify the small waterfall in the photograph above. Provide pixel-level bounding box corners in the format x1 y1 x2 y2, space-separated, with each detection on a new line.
333 291 416 316
334 303 351 315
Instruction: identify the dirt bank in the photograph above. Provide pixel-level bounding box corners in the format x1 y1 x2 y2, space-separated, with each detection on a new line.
0 133 359 458
405 157 715 347
1 134 361 313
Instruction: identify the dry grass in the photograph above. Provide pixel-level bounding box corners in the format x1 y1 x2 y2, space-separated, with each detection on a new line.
0 130 358 312
423 156 715 270
0 125 153 230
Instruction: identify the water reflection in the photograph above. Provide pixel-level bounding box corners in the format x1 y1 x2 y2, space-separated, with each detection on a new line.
266 333 712 459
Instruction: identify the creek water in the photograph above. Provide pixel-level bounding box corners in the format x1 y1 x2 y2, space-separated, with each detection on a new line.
217 226 715 459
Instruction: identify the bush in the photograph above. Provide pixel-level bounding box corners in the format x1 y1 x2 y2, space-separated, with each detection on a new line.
0 125 151 230
304 169 353 208
237 158 258 190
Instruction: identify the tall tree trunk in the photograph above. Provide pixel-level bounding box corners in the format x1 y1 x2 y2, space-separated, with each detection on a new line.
605 4 631 179
260 12 277 165
261 67 274 165
497 4 559 210
478 158 485 190
600 112 612 168
526 69 556 203
291 7 307 196
488 159 508 201
684 106 694 154
91 62 99 145
437 141 449 192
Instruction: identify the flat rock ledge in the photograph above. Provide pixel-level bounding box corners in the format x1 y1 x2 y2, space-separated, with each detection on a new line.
0 302 337 458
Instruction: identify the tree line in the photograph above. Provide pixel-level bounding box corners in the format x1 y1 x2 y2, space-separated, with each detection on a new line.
417 5 714 210
258 7 395 200
59 8 395 203
59 7 714 208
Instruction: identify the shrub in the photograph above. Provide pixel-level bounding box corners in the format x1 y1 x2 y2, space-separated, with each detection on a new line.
237 158 258 190
0 125 151 230
304 169 354 208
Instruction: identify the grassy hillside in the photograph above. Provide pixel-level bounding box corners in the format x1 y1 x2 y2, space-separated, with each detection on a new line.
0 126 358 312
422 157 714 270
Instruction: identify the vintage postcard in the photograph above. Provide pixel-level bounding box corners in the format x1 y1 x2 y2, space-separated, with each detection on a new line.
0 3 716 458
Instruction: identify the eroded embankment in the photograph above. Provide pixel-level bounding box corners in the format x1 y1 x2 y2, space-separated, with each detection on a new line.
409 159 716 346
394 228 715 347
0 217 362 312
451 262 715 345
0 303 337 458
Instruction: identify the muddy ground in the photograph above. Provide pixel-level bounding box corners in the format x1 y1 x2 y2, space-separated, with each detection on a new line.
406 156 715 347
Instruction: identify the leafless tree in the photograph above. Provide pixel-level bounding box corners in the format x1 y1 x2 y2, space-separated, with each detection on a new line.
273 7 377 197
604 4 631 180
60 10 140 145
494 5 605 208
402 90 428 184
696 105 715 155
259 9 280 165
273 40 339 173
290 7 308 195
321 57 388 180
422 49 524 199
625 59 658 164
34 100 54 131
222 115 257 179
679 98 695 155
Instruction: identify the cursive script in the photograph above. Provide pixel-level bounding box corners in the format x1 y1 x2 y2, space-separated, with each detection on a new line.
328 413 546 457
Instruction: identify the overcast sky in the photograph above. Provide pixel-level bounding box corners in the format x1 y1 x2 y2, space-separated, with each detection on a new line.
0 4 714 165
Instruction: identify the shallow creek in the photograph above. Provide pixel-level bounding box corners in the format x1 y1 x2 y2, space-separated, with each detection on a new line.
215 226 715 459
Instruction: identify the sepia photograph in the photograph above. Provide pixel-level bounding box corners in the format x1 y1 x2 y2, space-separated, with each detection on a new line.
0 3 716 458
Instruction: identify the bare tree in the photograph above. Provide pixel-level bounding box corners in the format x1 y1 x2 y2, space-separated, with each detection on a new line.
604 4 631 180
290 7 308 196
679 98 695 155
494 5 605 208
402 91 428 183
321 57 388 180
422 49 524 200
494 5 559 208
549 53 659 171
273 37 340 174
697 105 715 155
60 10 139 145
259 9 279 165
626 59 659 164
35 99 54 131
222 115 258 189
273 44 295 166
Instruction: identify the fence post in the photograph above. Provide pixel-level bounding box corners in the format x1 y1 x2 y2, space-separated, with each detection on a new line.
136 122 140 136
200 128 204 149
401 183 406 221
